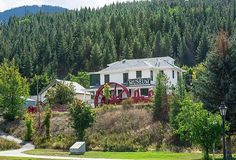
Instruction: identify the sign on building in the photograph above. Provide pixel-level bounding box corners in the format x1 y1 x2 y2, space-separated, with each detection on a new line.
128 78 151 86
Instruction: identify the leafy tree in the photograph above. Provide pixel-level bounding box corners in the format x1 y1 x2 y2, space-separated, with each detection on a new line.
176 97 223 160
69 99 95 140
153 73 169 122
66 72 90 88
46 82 75 106
0 59 29 121
29 74 52 95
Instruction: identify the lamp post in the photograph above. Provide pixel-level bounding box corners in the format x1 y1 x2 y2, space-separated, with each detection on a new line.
219 101 227 160
36 75 41 128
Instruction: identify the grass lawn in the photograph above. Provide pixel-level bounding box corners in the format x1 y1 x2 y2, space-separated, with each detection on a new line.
23 149 227 160
0 157 60 160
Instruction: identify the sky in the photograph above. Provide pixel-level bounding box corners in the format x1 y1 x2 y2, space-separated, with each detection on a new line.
0 0 133 12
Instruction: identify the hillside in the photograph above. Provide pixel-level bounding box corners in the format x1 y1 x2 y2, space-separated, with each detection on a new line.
0 5 67 22
0 0 236 78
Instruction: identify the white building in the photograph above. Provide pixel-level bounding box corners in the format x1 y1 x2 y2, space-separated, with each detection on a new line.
87 56 184 97
31 79 91 103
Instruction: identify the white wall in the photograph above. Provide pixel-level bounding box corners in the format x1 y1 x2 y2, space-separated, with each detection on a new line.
99 68 180 87
101 69 152 85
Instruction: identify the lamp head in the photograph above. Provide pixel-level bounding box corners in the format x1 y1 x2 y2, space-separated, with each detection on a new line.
219 101 227 116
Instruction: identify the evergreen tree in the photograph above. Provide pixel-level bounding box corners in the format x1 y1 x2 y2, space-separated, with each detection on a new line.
152 31 162 57
169 77 186 130
90 43 102 71
196 32 209 63
193 30 236 159
153 73 169 122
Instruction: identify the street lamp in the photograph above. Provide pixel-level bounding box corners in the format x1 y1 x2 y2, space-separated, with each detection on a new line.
219 101 227 160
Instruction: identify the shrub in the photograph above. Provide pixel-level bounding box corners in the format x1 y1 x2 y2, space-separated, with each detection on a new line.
102 133 137 152
46 82 75 106
0 137 20 151
69 99 95 140
24 112 34 141
32 134 76 150
50 134 77 150
121 98 134 110
43 108 52 138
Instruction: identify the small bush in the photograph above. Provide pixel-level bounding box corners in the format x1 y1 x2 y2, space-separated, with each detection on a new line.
121 98 134 110
0 137 20 151
69 99 95 140
50 134 76 150
32 134 76 150
43 108 52 138
24 112 34 141
32 135 49 148
102 133 137 152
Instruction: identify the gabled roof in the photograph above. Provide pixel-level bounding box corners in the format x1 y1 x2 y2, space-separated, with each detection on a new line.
97 56 182 73
39 79 89 95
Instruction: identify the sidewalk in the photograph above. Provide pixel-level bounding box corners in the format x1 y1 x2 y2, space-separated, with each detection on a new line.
0 130 118 160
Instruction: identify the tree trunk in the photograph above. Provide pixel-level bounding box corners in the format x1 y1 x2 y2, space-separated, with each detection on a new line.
203 147 210 160
226 135 232 160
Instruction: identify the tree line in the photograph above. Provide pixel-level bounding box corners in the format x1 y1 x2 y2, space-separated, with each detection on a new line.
0 0 236 80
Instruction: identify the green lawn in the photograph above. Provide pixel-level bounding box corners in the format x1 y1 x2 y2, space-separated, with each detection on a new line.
23 149 225 160
0 157 59 160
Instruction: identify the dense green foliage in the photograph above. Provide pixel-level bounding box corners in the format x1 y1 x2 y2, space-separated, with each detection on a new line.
45 82 75 106
0 59 29 121
29 74 52 95
1 0 236 78
0 137 20 151
176 97 222 160
153 73 169 122
193 30 236 134
43 108 52 138
169 77 186 130
70 99 95 140
24 112 34 141
66 71 89 88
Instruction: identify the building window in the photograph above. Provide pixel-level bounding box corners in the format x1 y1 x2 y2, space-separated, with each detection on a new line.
136 71 142 78
172 70 175 79
141 88 148 96
160 70 164 74
90 74 100 86
150 70 153 81
123 73 128 84
129 89 132 96
104 74 110 83
177 72 180 78
118 89 122 98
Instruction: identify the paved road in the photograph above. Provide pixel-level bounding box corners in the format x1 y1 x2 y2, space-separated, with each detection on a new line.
0 130 117 160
